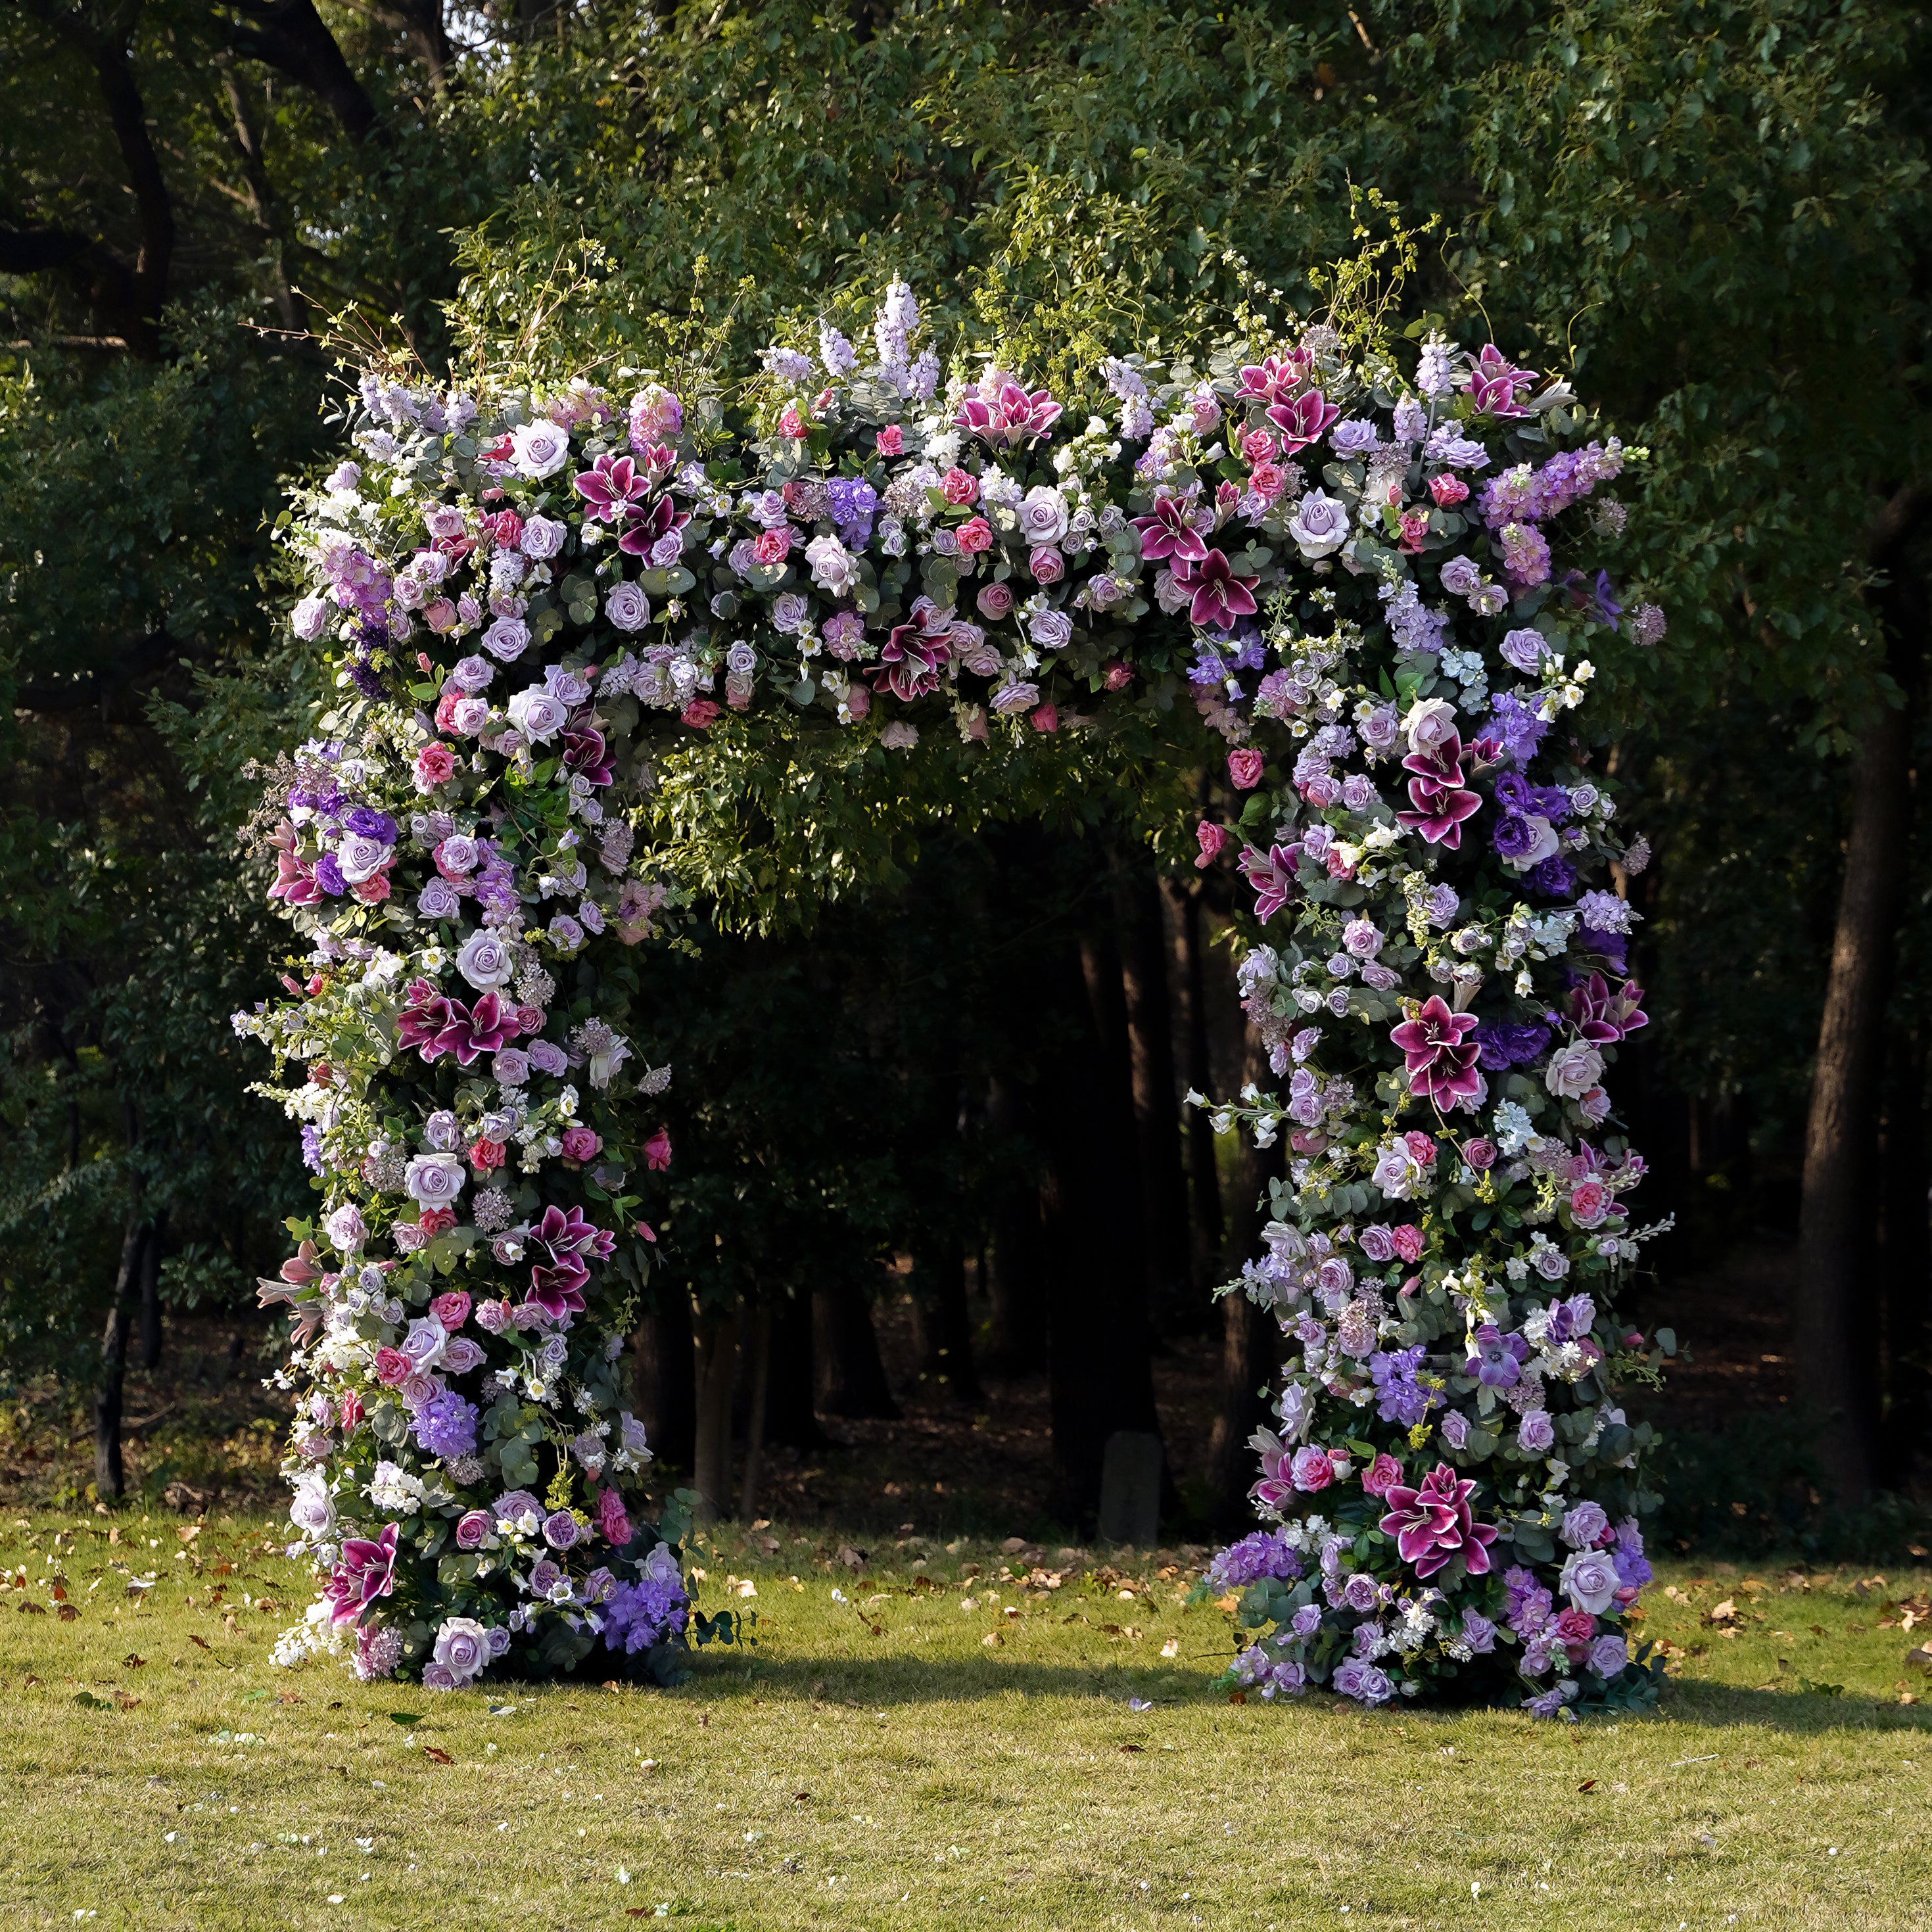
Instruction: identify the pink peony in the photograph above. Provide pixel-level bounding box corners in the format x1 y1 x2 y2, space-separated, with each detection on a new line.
874 425 904 456
955 517 993 555
413 742 456 790
1390 1225 1425 1264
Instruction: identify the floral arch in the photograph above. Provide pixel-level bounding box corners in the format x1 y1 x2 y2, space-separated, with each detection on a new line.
239 279 1670 1715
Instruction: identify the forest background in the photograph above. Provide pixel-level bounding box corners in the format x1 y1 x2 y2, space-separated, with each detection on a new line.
3 0 1929 1558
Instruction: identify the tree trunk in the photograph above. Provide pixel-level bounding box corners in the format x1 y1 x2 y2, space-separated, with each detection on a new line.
1116 867 1194 1332
763 1288 826 1448
736 1306 774 1524
1879 1033 1929 1474
632 1291 696 1473
692 1309 739 1526
139 1208 165 1371
1162 876 1224 1295
1797 716 1914 1497
981 1077 1047 1374
813 1279 899 1418
1041 931 1167 1526
95 1211 148 1501
1204 1027 1286 1526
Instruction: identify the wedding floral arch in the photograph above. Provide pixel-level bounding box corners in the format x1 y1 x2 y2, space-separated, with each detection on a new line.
239 277 1671 1714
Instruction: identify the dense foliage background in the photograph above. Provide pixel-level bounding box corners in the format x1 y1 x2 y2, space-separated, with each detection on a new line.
3 0 1928 1542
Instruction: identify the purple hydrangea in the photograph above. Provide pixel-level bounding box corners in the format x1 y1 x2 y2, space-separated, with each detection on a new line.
1205 1528 1305 1593
412 1389 479 1459
602 1550 690 1655
1368 1346 1440 1427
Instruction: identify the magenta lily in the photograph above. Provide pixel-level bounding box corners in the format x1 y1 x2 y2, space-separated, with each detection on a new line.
1172 549 1260 628
324 1522 399 1626
1131 492 1210 564
1238 842 1304 924
1265 388 1340 454
1389 995 1482 1103
1378 1464 1498 1580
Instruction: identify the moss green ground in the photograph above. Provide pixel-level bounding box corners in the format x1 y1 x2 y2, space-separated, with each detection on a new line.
3 1512 1929 1931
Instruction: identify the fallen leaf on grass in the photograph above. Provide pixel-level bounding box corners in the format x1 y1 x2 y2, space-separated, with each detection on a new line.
1706 1599 1737 1624
1119 1743 1143 1754
387 1712 423 1728
981 1632 1003 1647
187 1634 211 1651
23 1674 42 1686
112 1692 140 1710
1228 1690 1247 1705
1160 1638 1180 1659
1577 1779 1597 1793
123 1654 147 1668
18 1602 45 1616
57 1604 80 1622
421 1746 453 1765
1211 1594 1239 1614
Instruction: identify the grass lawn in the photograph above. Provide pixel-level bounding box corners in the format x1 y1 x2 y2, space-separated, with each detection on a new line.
3 1511 1929 1931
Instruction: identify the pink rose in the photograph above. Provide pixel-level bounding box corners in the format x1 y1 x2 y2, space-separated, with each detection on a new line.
454 1509 492 1550
1029 703 1059 734
1227 748 1265 791
752 527 793 565
644 1128 672 1171
941 467 978 506
1390 1225 1425 1264
1194 820 1228 870
560 1126 602 1164
424 598 458 633
844 683 871 719
1465 1138 1498 1170
373 1347 411 1388
682 699 721 728
413 742 456 790
976 580 1015 620
874 425 904 456
1248 461 1286 502
418 1206 456 1237
1027 546 1064 584
778 405 805 438
955 517 993 555
1241 427 1276 463
1361 1453 1403 1498
1551 1607 1596 1649
1569 1179 1609 1226
1429 473 1470 507
1403 1131 1438 1167
1290 1444 1335 1492
431 1291 471 1331
1103 661 1133 690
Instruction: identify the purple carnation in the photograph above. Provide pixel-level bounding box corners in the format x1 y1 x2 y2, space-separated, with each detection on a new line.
1472 1020 1551 1072
314 852 346 897
1492 813 1540 860
344 807 398 844
1525 855 1576 897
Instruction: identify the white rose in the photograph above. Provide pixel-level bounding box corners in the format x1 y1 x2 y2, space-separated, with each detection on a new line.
805 533 861 596
404 1152 466 1206
507 688 567 744
1544 1043 1605 1100
336 833 390 884
292 595 331 641
1287 490 1351 558
1018 485 1070 546
456 929 515 991
508 420 571 479
1403 696 1458 753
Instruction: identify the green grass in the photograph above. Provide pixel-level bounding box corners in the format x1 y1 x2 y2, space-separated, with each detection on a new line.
4 1511 1930 1930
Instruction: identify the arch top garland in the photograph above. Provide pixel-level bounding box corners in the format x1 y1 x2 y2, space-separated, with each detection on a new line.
239 277 1671 1713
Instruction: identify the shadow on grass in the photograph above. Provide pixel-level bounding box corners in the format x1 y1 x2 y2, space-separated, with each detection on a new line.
640 1649 1932 1738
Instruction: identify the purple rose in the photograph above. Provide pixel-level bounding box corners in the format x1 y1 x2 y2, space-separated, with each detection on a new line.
1331 1657 1394 1706
1461 1611 1497 1655
1561 1501 1610 1550
1342 1573 1380 1613
1517 1409 1555 1454
431 1616 490 1685
529 1558 564 1599
455 1509 492 1550
1440 1410 1470 1450
542 1509 579 1551
417 876 461 921
1560 1548 1620 1616
493 1048 530 1087
1500 627 1549 674
1588 1634 1629 1678
1357 1225 1396 1263
1027 609 1074 650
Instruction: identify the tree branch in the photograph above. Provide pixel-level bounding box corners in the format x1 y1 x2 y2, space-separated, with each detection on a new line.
225 0 385 143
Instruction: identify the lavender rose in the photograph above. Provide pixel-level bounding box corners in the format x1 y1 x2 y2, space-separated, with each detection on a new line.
417 877 461 921
1559 1548 1621 1616
520 513 566 559
430 1614 492 1685
1287 490 1350 559
404 1152 465 1208
483 616 530 662
1018 486 1070 546
507 688 567 745
542 1509 580 1551
454 1509 492 1551
604 581 650 632
507 421 571 479
323 1204 367 1254
456 928 516 990
1027 609 1074 650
